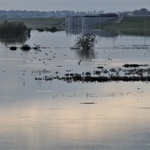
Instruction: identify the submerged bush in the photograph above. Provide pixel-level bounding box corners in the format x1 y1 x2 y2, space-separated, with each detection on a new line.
21 44 31 51
49 26 58 32
9 46 17 51
37 26 60 32
0 20 28 35
71 34 97 51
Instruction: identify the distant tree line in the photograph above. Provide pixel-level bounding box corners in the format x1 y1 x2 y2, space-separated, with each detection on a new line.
133 8 150 16
118 8 150 16
0 8 149 18
0 10 104 18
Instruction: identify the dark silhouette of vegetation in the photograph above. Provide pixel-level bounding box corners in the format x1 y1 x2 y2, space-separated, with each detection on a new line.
49 26 59 32
9 44 41 51
123 64 148 68
0 33 30 46
0 21 28 35
9 46 17 51
35 64 150 83
0 21 30 45
32 45 41 51
35 74 150 83
21 44 31 51
71 34 97 51
37 26 60 32
76 49 95 60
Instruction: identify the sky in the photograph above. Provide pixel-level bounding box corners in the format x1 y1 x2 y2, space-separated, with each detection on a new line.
0 0 150 12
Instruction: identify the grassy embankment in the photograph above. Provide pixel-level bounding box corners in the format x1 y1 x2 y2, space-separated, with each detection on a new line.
0 18 65 30
93 16 150 36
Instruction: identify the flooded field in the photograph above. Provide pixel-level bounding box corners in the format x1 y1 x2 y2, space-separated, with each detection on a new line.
0 29 150 150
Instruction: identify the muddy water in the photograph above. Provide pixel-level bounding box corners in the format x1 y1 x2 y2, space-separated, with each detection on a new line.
0 30 150 150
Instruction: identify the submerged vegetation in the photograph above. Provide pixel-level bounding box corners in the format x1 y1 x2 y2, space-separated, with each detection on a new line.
9 44 41 51
70 34 97 60
37 26 61 32
9 45 32 51
71 34 97 51
123 64 148 68
20 44 31 51
9 46 17 51
34 64 150 83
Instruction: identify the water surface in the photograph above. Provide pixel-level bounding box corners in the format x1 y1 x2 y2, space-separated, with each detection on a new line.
0 30 150 150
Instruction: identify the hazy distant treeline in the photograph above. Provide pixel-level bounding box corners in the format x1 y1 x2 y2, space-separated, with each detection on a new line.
122 8 150 16
0 10 104 18
0 8 149 18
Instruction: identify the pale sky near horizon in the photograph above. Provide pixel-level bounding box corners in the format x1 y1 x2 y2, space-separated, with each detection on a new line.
0 0 149 12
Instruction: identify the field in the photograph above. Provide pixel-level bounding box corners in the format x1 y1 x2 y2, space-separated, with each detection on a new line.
1 16 150 35
0 18 65 29
93 16 150 35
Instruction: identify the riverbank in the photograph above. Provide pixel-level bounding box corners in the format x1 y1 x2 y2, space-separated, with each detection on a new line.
93 16 150 36
1 16 150 36
0 17 65 29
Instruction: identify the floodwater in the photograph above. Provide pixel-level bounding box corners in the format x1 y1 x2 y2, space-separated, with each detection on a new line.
0 29 150 150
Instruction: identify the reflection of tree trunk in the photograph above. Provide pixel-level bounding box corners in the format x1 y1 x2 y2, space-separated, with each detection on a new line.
75 49 95 60
144 16 147 45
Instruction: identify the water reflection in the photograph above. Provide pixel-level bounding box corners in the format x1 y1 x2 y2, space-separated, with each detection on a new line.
0 82 150 150
0 32 30 46
0 30 150 150
66 27 118 38
73 48 95 60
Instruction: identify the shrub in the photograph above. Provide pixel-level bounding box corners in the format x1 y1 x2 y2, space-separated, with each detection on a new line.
37 26 59 32
37 28 44 32
49 26 58 32
9 46 17 51
71 34 97 51
21 44 31 51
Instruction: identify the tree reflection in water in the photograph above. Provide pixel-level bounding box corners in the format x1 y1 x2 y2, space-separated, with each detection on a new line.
71 34 96 60
75 48 95 60
0 31 30 46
